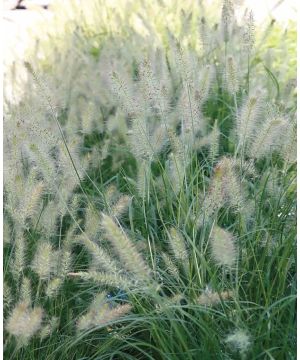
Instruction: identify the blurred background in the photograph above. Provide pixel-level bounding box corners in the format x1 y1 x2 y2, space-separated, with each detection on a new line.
3 0 297 66
3 0 296 105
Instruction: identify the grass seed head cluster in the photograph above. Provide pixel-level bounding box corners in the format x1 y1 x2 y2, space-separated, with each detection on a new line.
3 0 296 358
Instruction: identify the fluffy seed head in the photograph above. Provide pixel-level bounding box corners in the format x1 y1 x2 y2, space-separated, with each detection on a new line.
96 304 132 327
69 271 134 290
198 65 215 105
104 184 118 205
243 9 255 52
249 115 289 159
199 17 210 51
168 129 185 162
79 235 120 274
236 92 263 152
156 293 186 313
197 288 234 306
77 292 132 331
138 58 165 114
20 277 31 305
39 317 59 340
179 85 204 138
210 226 237 267
59 250 72 278
110 70 140 117
168 228 188 263
281 120 296 164
3 221 11 245
167 153 185 194
130 117 154 161
4 282 12 311
46 278 63 298
111 195 131 218
31 242 55 280
161 252 180 281
225 329 251 354
84 204 101 240
11 234 26 279
221 0 234 42
101 214 151 280
22 181 44 222
225 56 239 95
200 157 244 224
77 292 107 332
6 302 43 344
38 200 59 236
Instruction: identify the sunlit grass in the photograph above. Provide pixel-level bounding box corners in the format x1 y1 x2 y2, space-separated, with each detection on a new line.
3 0 296 359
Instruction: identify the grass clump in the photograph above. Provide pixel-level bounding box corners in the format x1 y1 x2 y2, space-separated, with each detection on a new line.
4 0 296 359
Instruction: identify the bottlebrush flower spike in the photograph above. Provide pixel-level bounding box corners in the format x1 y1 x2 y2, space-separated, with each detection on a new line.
31 242 56 280
200 157 244 224
77 292 132 331
101 214 151 281
167 228 189 264
221 0 235 43
236 91 263 153
243 9 255 53
197 288 234 306
210 226 237 268
225 56 239 95
249 115 289 159
6 302 43 345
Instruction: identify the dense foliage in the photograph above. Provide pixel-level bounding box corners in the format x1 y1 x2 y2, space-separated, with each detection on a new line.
4 1 296 359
